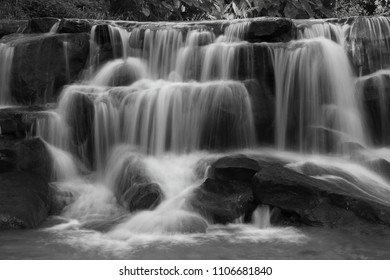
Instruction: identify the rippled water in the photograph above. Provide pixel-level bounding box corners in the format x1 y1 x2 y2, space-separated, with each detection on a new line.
1 219 390 260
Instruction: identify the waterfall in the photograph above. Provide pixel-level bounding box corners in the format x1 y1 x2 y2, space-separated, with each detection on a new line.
0 43 15 105
297 21 347 46
272 37 367 153
29 17 390 241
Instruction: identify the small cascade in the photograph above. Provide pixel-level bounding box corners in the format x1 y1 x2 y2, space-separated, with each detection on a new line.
0 43 15 105
44 142 79 181
35 111 71 152
356 69 390 144
272 37 367 153
90 57 148 87
349 16 390 75
142 28 184 79
252 205 271 229
49 20 61 34
63 40 70 82
297 21 347 46
88 79 256 169
222 20 251 42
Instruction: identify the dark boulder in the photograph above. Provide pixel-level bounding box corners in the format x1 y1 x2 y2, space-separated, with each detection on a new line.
109 153 164 212
0 172 50 229
0 149 15 173
16 137 52 181
48 184 74 215
210 154 262 182
0 20 28 38
252 164 390 227
58 19 92 34
247 18 295 43
189 178 256 224
123 182 164 212
24 18 60 33
3 32 90 104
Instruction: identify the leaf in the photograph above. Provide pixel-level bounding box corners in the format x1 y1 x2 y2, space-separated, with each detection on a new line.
142 7 150 17
254 0 265 11
232 1 242 16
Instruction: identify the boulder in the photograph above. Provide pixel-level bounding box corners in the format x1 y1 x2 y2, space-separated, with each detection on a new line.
24 17 60 33
123 182 164 212
0 149 15 173
16 137 52 181
0 20 28 38
108 153 164 212
210 154 262 182
247 17 295 43
0 106 49 140
252 164 390 227
57 19 92 34
2 32 90 104
0 172 50 229
48 184 74 215
189 178 256 224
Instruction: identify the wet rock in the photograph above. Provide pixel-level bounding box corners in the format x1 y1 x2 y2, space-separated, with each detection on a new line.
3 32 90 104
252 164 390 227
0 20 28 38
0 106 49 140
63 92 94 163
248 18 295 43
109 153 164 212
58 19 92 34
124 182 164 212
24 17 60 33
210 154 261 182
0 148 16 173
48 184 75 215
0 172 50 229
16 137 52 181
190 178 256 224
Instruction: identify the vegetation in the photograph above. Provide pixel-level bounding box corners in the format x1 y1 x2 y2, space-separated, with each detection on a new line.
0 0 389 21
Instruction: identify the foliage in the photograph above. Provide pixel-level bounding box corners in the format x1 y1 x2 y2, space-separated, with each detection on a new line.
333 0 390 17
1 0 390 21
0 0 109 20
107 0 334 21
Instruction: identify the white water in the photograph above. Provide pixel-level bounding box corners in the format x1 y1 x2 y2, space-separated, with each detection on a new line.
272 37 367 153
0 43 14 105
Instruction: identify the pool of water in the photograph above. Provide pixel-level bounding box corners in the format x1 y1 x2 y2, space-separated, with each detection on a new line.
1 218 389 260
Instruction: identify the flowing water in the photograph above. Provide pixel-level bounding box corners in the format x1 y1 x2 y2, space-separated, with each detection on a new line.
0 43 14 105
3 17 390 259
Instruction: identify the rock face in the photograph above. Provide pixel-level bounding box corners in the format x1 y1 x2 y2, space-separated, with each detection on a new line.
0 20 28 38
190 155 262 224
247 17 295 43
110 154 164 212
0 172 50 229
24 17 60 33
252 164 390 227
2 32 90 104
16 137 52 181
124 182 164 212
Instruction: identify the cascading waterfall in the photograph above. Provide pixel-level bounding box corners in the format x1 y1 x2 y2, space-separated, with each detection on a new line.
31 17 390 244
0 43 15 106
272 37 367 153
297 20 347 46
